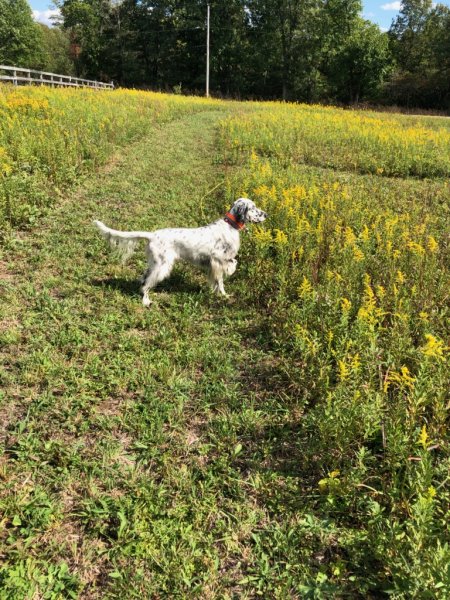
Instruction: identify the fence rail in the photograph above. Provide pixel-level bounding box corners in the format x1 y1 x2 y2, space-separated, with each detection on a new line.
0 65 113 89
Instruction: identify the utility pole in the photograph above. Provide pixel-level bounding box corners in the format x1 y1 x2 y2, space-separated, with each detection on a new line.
206 3 210 97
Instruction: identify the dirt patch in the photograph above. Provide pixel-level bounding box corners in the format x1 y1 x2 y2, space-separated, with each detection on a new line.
0 260 14 282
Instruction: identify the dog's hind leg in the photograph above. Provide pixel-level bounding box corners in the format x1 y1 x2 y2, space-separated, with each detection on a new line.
141 254 175 307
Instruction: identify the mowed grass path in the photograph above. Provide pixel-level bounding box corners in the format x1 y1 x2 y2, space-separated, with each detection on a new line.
1 110 300 598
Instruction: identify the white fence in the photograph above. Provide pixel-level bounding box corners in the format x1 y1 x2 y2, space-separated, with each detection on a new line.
0 65 113 89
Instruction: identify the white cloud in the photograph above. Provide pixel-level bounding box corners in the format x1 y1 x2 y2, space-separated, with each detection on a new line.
32 9 61 27
381 2 401 10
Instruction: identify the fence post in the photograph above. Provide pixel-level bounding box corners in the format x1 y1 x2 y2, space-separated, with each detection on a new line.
13 69 17 86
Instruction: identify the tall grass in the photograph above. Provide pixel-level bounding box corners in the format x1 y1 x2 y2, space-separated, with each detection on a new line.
220 105 450 597
0 86 220 234
220 103 450 178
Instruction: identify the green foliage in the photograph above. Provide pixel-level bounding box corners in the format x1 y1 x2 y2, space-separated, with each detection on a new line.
0 0 44 67
246 0 363 102
49 0 449 107
221 101 450 597
328 18 394 103
55 0 112 78
220 103 450 177
390 0 434 72
387 1 450 108
38 24 75 75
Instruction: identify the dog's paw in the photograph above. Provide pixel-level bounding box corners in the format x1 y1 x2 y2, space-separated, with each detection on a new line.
224 259 237 277
142 295 152 307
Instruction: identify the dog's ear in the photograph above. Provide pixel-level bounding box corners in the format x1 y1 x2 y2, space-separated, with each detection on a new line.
233 199 249 221
237 203 248 221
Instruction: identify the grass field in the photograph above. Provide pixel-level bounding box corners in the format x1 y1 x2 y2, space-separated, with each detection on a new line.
0 86 449 599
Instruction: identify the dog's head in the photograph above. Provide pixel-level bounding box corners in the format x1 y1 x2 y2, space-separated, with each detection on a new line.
230 198 267 224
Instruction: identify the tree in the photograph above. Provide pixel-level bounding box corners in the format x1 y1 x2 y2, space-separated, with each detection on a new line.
246 0 361 102
38 24 75 75
390 0 433 73
53 0 445 107
246 0 309 100
329 19 393 103
55 0 113 78
0 0 44 67
388 1 450 107
422 3 450 105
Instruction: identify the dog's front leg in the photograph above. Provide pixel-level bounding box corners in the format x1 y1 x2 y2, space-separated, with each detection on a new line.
208 259 229 297
209 278 228 297
217 278 228 297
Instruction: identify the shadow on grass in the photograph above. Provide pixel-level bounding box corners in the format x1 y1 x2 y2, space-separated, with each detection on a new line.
91 277 142 297
91 270 202 298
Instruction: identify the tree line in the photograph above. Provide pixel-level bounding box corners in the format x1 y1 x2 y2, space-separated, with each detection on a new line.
1 0 449 109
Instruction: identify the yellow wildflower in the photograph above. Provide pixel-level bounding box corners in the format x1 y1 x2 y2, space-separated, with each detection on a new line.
360 225 370 241
427 486 436 499
352 245 364 262
341 298 352 313
318 470 340 492
0 147 12 175
407 241 425 256
427 236 438 253
357 274 383 327
376 285 386 299
254 227 273 245
421 334 448 361
274 229 288 245
351 353 361 373
384 366 415 393
298 276 313 298
396 270 406 284
418 424 429 449
338 360 350 381
344 226 356 246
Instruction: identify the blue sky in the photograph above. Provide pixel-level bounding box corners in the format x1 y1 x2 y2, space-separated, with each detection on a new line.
30 1 450 30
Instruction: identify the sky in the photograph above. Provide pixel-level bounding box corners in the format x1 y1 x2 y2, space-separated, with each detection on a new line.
30 1 450 31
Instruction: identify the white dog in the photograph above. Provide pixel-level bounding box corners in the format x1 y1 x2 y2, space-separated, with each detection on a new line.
94 198 267 306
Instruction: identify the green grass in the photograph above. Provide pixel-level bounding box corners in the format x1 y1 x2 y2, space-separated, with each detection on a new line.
1 99 449 599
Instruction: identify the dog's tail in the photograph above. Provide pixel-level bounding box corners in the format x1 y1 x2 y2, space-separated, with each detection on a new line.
93 220 153 263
